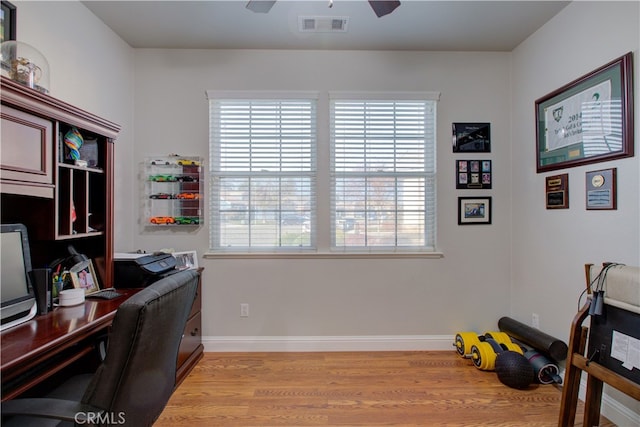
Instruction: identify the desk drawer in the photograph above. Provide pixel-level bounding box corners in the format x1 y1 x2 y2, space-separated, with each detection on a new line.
177 311 201 368
188 281 201 319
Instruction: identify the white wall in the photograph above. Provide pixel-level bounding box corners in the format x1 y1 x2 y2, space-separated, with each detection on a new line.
511 1 640 422
13 1 136 252
132 50 514 340
511 0 639 355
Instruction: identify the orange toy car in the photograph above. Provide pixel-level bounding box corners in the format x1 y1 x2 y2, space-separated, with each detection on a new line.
150 216 175 224
176 193 201 200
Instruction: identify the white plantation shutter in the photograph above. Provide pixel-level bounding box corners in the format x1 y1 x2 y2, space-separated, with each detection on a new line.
208 92 317 251
330 92 439 251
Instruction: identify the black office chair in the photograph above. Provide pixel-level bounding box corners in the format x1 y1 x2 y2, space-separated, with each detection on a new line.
1 269 200 427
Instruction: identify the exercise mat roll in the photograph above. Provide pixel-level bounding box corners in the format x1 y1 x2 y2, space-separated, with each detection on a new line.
498 316 568 362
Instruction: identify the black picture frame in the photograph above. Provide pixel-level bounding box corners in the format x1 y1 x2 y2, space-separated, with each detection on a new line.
452 123 491 153
535 52 634 173
458 196 492 225
456 159 491 189
1 1 16 43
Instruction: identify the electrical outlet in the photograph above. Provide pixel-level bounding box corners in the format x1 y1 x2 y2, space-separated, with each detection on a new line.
240 303 249 318
532 313 540 329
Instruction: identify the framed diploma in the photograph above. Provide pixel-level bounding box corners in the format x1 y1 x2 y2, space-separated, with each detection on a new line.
545 173 569 209
586 168 616 210
535 52 634 173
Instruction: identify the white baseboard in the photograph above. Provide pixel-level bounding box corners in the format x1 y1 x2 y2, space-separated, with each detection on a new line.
203 334 454 352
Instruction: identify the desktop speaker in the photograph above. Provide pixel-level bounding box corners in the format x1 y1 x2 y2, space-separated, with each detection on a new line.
29 268 52 315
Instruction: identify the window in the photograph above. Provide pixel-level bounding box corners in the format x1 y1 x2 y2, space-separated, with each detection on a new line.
207 91 317 251
207 90 439 256
330 92 439 251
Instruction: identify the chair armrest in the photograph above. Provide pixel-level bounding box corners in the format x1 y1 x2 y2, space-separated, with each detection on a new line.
1 398 104 422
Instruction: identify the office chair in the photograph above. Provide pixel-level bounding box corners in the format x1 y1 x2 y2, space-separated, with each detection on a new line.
1 269 200 427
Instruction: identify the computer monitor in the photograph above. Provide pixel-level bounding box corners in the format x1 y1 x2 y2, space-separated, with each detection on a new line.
1 223 37 331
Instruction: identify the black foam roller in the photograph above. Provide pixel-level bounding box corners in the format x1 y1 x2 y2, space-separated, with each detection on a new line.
498 316 568 362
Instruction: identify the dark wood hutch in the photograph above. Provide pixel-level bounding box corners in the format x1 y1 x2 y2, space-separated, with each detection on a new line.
1 75 202 397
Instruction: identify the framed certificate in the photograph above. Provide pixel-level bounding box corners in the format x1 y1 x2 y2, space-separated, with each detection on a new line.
535 53 633 173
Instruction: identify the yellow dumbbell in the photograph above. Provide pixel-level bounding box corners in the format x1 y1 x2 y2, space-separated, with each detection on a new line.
454 332 481 357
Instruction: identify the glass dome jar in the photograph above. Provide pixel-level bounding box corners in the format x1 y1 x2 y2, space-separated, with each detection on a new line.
1 41 50 93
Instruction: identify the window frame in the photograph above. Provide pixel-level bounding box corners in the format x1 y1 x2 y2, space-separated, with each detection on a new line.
207 90 319 253
329 91 440 253
205 90 443 259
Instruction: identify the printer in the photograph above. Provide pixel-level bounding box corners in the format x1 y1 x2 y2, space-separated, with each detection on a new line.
113 252 177 288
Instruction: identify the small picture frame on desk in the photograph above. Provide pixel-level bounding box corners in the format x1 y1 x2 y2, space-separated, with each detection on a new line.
172 250 198 270
70 259 100 294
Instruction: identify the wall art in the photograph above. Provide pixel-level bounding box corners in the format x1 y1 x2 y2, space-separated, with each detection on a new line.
456 159 491 189
586 168 616 210
452 122 490 152
458 196 492 225
535 52 634 173
545 173 569 209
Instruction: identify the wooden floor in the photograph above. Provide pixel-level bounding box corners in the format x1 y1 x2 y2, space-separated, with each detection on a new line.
155 351 614 426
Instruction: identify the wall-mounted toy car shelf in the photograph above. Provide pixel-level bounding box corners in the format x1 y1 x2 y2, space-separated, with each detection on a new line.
143 155 203 227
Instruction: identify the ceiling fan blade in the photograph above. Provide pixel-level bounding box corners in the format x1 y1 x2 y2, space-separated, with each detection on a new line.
368 0 401 17
246 0 277 13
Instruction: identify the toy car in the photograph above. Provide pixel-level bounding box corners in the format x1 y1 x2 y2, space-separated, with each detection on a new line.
149 174 177 182
176 159 201 166
150 193 174 199
176 175 198 182
176 192 201 199
150 159 175 166
174 216 200 225
149 216 175 225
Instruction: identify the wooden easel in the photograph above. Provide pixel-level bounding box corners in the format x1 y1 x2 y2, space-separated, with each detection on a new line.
558 264 640 426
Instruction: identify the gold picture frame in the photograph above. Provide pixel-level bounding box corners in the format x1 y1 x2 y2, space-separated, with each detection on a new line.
69 259 100 294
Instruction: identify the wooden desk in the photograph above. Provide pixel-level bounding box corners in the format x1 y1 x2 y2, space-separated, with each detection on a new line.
1 289 139 401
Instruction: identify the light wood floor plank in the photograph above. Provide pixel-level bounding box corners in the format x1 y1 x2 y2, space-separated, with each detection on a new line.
155 351 615 426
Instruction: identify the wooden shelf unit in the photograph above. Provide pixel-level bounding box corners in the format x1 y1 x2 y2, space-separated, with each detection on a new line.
1 75 119 287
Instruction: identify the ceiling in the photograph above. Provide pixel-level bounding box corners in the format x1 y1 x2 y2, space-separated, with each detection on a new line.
82 0 570 51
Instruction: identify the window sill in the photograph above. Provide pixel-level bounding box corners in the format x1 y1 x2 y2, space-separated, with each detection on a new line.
203 251 444 260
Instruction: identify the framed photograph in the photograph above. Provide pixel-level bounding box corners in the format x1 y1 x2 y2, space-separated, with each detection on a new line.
535 52 634 173
69 259 100 295
1 1 16 43
545 173 569 209
456 160 491 189
458 196 492 225
172 250 198 270
586 168 617 210
452 123 491 153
